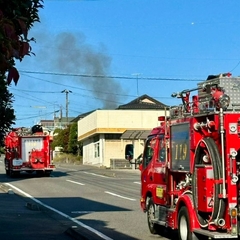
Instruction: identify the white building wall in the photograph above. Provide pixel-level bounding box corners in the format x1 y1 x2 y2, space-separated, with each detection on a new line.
78 109 166 140
104 140 123 167
82 134 106 166
99 134 104 166
78 109 168 167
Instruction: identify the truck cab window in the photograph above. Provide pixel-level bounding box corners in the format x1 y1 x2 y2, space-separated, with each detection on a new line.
143 138 155 168
158 139 166 162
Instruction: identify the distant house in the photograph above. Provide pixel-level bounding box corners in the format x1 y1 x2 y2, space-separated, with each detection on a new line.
118 94 167 110
39 117 75 130
54 117 75 129
77 94 169 168
39 120 54 131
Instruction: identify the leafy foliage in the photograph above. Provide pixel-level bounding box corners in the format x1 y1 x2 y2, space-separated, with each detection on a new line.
0 1 43 144
68 122 78 154
0 76 15 145
52 123 81 156
0 0 43 85
52 126 70 153
51 128 64 150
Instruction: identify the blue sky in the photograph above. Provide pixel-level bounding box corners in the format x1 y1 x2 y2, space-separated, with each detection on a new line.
10 0 240 127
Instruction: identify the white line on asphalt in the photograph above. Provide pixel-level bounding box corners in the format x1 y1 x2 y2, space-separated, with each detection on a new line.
71 211 93 214
5 183 113 240
84 171 110 178
105 191 136 201
134 181 141 184
66 179 85 185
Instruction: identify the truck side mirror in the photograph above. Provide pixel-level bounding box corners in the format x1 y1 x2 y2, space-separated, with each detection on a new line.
125 144 133 160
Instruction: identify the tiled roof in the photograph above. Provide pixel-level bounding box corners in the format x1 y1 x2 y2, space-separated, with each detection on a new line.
121 129 152 140
117 94 168 109
71 110 99 122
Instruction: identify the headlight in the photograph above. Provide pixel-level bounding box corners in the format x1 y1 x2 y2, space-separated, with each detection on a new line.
219 94 230 110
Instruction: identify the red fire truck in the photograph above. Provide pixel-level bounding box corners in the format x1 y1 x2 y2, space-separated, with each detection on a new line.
126 73 240 239
4 124 55 177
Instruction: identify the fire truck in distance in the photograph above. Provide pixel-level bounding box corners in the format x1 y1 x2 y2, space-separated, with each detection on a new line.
4 124 55 177
126 73 240 240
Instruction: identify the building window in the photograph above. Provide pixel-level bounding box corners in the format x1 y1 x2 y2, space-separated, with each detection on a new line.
94 142 100 157
105 134 121 140
93 136 99 142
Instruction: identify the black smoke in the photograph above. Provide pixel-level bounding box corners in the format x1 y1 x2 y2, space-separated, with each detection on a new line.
52 32 124 109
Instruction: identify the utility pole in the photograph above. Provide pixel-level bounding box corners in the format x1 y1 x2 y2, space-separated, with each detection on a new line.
31 106 46 124
61 89 72 125
132 73 141 97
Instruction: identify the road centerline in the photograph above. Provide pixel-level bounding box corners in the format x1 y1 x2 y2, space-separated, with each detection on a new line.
66 179 85 185
84 171 110 178
104 191 136 201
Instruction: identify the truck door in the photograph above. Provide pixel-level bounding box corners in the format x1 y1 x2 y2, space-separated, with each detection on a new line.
153 136 167 205
141 135 167 206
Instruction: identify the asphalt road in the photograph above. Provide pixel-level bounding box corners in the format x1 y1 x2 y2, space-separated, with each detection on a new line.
0 160 172 240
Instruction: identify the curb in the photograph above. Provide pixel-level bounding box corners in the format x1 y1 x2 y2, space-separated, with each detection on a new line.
65 226 89 240
0 183 10 193
65 226 106 240
0 183 103 240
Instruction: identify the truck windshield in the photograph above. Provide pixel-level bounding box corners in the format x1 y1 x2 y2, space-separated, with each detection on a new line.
143 135 165 168
159 137 166 162
143 137 156 168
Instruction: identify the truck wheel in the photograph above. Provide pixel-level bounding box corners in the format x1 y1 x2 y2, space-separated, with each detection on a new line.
147 197 159 234
9 170 14 178
44 170 52 177
5 160 10 175
36 170 44 177
178 206 198 240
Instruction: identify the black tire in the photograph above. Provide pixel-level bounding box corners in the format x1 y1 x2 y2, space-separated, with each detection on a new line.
147 197 159 234
9 170 14 178
178 206 198 240
36 170 44 177
5 159 10 175
5 169 10 175
44 170 52 177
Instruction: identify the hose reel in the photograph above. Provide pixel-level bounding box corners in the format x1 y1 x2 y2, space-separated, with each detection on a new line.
192 137 225 228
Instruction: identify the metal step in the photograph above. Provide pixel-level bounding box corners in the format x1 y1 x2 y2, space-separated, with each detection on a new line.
194 228 238 239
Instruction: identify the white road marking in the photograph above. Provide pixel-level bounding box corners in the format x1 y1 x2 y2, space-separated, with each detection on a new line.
66 179 85 185
105 191 136 201
84 171 110 178
134 181 141 184
5 183 113 240
71 211 93 214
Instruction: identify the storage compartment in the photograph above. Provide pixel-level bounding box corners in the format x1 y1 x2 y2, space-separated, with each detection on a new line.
196 165 214 212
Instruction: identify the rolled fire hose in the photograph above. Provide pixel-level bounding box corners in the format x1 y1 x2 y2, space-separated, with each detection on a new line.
192 137 225 228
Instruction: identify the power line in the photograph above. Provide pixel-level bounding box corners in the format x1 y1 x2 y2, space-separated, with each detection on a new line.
12 73 179 101
229 60 240 72
19 70 202 82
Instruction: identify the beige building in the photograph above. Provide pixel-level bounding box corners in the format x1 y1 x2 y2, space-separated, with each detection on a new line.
77 95 169 168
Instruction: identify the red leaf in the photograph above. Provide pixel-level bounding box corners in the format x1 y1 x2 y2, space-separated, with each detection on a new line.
7 67 20 85
0 10 3 20
19 41 30 58
17 19 27 39
4 23 15 38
